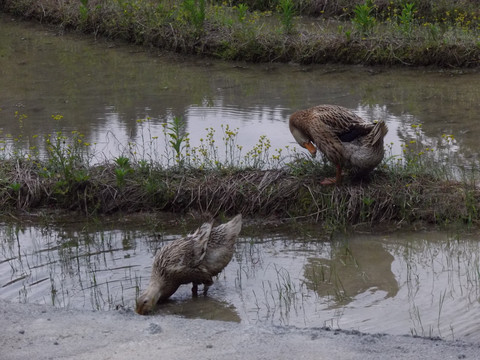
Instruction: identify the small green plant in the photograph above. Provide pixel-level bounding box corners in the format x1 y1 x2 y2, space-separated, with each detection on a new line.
181 0 206 34
114 156 132 187
278 0 295 34
352 0 376 34
79 0 89 23
9 182 21 193
166 116 188 166
398 2 415 35
42 125 91 185
345 29 352 41
235 3 249 23
115 156 130 168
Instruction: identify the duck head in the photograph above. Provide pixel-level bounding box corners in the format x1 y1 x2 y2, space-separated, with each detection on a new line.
289 123 317 158
135 279 179 315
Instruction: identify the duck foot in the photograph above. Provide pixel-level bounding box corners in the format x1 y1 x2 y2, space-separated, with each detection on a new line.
320 177 337 185
321 165 343 185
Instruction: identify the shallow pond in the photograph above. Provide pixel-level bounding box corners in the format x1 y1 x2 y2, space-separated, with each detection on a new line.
1 215 480 342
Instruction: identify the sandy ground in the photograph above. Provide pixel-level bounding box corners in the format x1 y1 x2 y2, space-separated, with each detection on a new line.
1 299 479 360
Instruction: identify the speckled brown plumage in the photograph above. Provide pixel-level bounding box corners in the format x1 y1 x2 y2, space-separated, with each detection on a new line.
289 105 388 184
136 214 242 315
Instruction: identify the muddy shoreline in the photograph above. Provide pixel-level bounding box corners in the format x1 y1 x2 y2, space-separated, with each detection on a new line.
2 299 478 360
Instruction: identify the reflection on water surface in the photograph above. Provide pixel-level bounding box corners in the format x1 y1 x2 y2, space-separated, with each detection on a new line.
1 216 480 342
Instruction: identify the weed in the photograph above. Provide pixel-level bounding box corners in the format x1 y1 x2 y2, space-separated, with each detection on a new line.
9 182 21 193
42 128 92 185
398 2 416 35
166 116 188 167
235 3 249 23
352 0 376 34
278 0 295 34
79 0 89 23
114 156 132 187
180 0 206 34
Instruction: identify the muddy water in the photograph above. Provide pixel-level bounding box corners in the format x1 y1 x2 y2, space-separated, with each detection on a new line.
1 14 480 165
1 216 479 342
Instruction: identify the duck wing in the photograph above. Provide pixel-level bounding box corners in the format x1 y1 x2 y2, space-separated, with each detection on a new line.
201 215 242 275
191 222 213 267
151 222 212 279
311 105 374 138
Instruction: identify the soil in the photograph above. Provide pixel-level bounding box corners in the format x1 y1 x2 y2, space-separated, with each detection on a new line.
1 299 478 360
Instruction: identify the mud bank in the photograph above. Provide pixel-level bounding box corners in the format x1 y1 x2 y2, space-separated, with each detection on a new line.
1 299 478 360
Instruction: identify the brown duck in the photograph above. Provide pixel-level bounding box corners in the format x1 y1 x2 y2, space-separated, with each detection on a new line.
136 214 242 315
289 104 388 184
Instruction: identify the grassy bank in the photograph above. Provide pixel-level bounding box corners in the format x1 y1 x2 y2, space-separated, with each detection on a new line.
1 114 479 229
0 0 479 67
3 162 478 227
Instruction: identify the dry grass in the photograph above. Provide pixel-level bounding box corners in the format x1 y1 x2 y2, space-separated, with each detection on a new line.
2 159 478 227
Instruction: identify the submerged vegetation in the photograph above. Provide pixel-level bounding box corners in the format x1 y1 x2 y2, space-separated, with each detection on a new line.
0 111 479 229
0 0 479 66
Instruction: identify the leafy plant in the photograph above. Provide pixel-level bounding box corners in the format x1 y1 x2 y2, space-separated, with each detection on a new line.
42 129 91 184
352 0 376 34
167 116 189 166
181 0 206 34
9 182 21 193
79 0 89 23
398 2 415 35
235 3 249 23
278 0 295 34
115 156 130 169
114 156 132 187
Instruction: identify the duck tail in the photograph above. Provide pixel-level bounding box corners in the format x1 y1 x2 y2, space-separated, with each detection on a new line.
211 214 242 244
370 120 388 146
224 214 242 238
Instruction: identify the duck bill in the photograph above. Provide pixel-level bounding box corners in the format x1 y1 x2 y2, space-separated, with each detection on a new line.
303 142 317 158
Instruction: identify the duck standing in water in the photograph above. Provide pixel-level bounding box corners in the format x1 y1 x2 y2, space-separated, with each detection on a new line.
136 214 242 315
289 104 388 185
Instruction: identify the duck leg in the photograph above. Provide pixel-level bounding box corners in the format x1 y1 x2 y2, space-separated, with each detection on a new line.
320 164 342 185
203 278 214 296
203 284 210 296
192 283 199 297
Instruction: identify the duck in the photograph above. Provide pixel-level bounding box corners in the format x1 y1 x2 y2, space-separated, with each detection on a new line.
289 104 388 185
136 214 242 315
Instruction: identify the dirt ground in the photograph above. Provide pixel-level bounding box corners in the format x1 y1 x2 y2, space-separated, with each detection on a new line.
1 299 479 360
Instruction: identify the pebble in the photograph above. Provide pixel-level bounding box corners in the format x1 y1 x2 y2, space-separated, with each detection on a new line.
148 323 162 335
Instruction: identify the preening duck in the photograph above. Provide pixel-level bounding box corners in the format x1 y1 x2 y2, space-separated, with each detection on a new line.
289 104 388 184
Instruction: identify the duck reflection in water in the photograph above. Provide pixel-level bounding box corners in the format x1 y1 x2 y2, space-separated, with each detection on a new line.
303 238 398 306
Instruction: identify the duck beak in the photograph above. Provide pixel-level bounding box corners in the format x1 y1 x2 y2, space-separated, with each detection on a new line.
303 142 317 158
